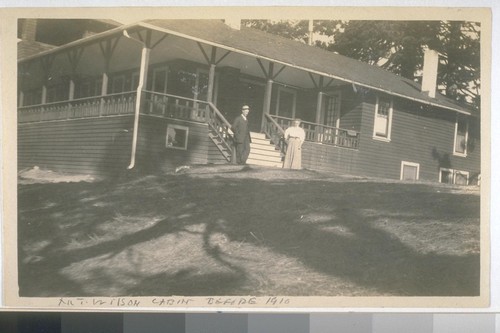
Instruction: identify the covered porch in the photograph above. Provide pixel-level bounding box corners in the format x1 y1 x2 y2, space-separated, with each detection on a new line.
18 19 362 167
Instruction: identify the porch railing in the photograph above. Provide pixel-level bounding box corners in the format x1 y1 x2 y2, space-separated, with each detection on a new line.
143 90 234 161
18 90 234 161
262 113 287 156
270 115 360 149
18 92 136 123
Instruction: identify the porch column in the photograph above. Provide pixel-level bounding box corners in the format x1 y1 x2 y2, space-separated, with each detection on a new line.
315 91 323 124
261 78 273 130
19 91 24 107
100 73 109 96
41 85 47 104
207 63 216 103
128 46 151 169
69 79 75 101
99 73 108 116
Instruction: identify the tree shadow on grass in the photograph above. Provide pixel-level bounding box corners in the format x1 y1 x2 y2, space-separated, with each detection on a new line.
17 173 480 297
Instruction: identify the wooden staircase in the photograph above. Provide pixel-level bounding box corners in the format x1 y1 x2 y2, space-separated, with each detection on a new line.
247 132 283 168
208 127 232 161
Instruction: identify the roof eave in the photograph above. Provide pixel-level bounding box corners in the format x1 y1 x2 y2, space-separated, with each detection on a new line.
17 20 473 115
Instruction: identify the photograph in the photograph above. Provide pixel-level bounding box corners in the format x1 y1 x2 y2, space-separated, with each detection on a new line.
3 7 490 309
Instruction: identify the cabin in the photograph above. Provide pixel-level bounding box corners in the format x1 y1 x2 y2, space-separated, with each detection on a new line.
17 19 480 185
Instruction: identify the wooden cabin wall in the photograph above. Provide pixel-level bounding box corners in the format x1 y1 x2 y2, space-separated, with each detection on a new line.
301 142 360 174
338 88 363 132
18 116 135 177
18 115 229 178
353 94 481 182
136 115 224 173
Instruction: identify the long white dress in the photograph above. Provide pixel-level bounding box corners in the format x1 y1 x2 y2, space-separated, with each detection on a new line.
283 126 305 169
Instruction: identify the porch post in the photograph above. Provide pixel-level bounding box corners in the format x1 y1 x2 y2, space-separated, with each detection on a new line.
41 85 47 104
69 79 75 101
261 78 273 130
315 91 323 124
99 73 108 116
207 63 216 103
19 91 24 107
128 46 151 170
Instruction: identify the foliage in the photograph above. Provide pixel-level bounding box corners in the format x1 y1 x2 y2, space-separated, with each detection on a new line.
244 20 480 110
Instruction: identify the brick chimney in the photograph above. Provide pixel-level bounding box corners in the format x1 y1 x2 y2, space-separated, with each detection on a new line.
421 48 439 98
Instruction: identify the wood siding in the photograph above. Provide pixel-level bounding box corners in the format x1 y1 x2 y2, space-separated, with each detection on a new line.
302 141 359 174
134 115 226 173
338 88 363 132
18 115 229 177
354 94 481 182
18 116 134 176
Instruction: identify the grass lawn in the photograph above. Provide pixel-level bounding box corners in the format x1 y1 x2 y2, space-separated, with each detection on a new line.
17 165 480 297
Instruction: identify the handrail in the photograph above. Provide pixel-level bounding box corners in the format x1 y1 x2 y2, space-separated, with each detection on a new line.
205 101 234 161
18 92 137 123
263 113 287 156
18 91 136 110
143 90 234 161
270 114 360 149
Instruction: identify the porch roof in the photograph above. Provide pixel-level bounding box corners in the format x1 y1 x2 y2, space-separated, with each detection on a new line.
18 19 476 116
141 19 475 116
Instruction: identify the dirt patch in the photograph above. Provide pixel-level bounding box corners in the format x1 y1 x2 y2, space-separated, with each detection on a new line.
19 166 97 184
17 164 481 297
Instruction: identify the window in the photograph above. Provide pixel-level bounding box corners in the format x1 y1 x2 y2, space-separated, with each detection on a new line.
111 75 125 94
454 115 468 156
46 83 69 103
166 124 189 150
400 161 420 181
439 168 469 185
373 95 393 141
131 72 140 91
152 67 168 93
275 86 297 119
323 93 341 128
23 89 42 106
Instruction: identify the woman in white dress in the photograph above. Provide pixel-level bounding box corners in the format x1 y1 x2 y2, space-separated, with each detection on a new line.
283 118 306 169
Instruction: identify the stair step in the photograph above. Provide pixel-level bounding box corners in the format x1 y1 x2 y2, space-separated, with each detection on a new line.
251 137 272 145
247 158 283 168
250 142 279 152
250 132 267 140
249 148 282 158
248 155 282 164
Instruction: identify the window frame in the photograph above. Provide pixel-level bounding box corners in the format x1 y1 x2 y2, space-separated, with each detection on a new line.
400 161 420 181
275 85 297 119
166 124 189 150
372 95 393 142
453 114 469 157
439 167 469 185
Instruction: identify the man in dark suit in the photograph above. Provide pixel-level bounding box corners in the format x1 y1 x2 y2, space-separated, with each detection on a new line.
231 105 252 165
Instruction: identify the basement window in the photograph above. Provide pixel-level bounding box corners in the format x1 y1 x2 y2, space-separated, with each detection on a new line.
373 95 393 141
400 161 420 181
166 124 189 150
439 168 469 185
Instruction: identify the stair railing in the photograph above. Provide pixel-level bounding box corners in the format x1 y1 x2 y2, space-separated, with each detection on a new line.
206 102 234 162
263 113 287 156
269 114 360 149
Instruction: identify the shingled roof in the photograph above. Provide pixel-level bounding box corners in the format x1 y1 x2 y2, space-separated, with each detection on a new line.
17 40 57 59
142 19 476 116
17 19 476 116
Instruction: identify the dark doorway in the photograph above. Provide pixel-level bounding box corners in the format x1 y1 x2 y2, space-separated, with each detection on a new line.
216 78 265 133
